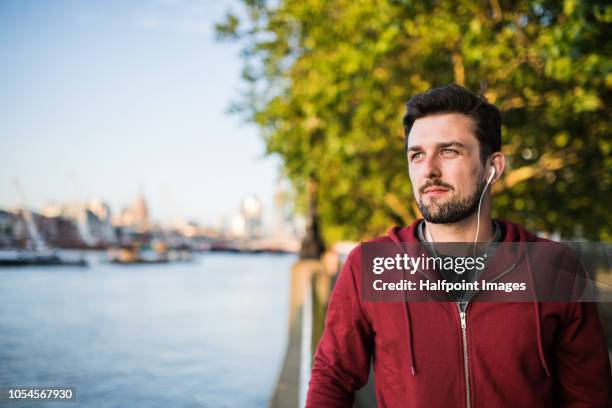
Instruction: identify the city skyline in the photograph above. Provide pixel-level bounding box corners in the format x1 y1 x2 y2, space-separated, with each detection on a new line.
0 0 280 229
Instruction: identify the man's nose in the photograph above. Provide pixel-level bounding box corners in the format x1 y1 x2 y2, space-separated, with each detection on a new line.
424 155 442 179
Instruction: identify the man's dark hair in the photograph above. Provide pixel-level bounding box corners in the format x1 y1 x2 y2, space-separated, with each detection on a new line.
403 83 502 164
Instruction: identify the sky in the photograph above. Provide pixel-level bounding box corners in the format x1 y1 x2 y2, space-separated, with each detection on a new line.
0 0 281 229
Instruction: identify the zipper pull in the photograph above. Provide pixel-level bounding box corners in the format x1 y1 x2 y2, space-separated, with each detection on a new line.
460 311 467 329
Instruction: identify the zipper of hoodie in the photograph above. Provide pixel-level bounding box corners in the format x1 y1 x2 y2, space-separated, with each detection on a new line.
457 302 471 408
454 258 522 408
402 239 524 408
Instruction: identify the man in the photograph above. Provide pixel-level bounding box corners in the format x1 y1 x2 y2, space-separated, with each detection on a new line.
306 84 611 407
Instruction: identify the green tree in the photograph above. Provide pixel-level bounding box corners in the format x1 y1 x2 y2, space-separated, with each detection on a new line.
217 0 611 244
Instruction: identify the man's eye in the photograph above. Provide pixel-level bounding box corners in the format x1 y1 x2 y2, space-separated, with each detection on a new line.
410 152 423 162
441 149 458 157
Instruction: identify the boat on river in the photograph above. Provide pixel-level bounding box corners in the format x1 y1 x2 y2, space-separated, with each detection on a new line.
0 249 87 267
107 241 192 265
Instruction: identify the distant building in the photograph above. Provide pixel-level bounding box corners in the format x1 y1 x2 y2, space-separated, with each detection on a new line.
113 194 150 233
41 200 116 247
0 208 84 249
226 195 263 239
172 219 201 238
36 213 84 248
0 210 25 248
241 195 262 239
230 214 246 238
88 200 116 244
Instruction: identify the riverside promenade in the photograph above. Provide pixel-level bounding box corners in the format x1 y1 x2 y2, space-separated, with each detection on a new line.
269 246 379 408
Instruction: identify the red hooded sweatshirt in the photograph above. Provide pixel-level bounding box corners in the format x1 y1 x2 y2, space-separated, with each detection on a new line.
306 219 612 407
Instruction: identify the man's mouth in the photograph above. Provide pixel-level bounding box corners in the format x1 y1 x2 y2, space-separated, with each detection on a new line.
419 182 454 198
422 186 450 197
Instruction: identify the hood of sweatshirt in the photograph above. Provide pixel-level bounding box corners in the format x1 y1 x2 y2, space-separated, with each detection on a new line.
385 218 539 245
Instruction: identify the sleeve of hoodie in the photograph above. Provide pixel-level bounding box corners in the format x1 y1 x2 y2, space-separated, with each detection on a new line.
306 246 374 408
554 301 612 407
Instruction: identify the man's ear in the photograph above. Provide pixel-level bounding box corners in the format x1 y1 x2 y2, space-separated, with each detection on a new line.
489 152 505 183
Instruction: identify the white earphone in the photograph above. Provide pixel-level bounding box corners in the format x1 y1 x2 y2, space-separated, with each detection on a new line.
474 164 496 246
487 165 496 184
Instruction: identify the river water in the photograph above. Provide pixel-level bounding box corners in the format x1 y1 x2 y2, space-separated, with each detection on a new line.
0 252 294 408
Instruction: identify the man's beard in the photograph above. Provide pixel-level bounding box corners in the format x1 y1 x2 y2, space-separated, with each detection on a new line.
417 178 486 224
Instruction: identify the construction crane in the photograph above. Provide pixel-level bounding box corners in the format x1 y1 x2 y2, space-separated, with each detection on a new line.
12 177 48 252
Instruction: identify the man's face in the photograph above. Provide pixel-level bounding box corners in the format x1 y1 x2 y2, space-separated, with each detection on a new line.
407 113 487 224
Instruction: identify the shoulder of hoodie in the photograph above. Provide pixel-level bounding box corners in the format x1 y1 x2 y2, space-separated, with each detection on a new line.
342 231 401 271
498 219 563 243
499 219 581 264
342 221 422 269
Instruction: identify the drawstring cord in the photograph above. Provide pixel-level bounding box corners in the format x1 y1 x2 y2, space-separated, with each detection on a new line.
526 254 552 376
403 300 416 375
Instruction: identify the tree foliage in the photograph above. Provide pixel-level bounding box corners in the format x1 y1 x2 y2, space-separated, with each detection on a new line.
217 0 611 242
